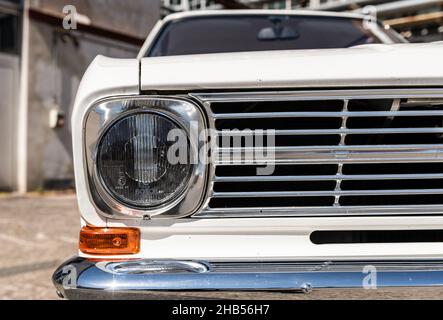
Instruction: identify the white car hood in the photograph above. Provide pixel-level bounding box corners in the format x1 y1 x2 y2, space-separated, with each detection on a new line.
140 43 443 91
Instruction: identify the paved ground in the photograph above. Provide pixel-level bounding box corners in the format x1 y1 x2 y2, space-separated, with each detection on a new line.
1 194 443 299
0 194 78 299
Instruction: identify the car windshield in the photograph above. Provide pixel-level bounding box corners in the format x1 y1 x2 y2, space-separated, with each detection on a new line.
146 15 404 57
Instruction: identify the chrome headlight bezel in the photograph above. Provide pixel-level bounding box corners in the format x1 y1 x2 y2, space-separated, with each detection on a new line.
84 96 207 219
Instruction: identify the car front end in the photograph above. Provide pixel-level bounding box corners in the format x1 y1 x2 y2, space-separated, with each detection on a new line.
53 10 443 299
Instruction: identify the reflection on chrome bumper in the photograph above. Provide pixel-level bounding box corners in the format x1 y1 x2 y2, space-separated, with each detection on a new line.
52 257 443 299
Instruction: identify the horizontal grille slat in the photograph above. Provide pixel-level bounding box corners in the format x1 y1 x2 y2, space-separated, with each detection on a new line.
218 127 443 136
211 189 443 198
201 205 443 217
217 147 443 165
192 89 443 217
213 110 443 119
219 144 443 152
215 173 443 182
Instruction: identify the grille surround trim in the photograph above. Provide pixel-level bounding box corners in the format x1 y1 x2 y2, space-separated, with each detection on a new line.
191 89 443 218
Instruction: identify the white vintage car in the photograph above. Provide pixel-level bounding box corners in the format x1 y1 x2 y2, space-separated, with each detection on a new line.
53 10 443 299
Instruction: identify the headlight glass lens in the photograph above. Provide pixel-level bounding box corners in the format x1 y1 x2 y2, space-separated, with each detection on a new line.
97 112 193 208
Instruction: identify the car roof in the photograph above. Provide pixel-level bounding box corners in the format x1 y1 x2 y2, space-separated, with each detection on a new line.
162 9 367 23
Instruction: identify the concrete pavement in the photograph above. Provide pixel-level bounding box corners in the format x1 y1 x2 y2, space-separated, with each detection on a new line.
1 194 443 299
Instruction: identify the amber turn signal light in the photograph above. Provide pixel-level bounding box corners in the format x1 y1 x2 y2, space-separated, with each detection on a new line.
79 226 140 255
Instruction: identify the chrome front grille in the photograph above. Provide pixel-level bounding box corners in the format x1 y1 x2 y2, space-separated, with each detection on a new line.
192 89 443 218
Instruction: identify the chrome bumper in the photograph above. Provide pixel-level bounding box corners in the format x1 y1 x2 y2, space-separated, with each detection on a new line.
53 257 443 299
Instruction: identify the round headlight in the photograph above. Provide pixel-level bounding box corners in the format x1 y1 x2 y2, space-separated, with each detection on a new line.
97 112 193 208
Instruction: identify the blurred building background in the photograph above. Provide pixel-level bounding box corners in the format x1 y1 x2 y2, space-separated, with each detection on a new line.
0 0 160 193
0 0 442 193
